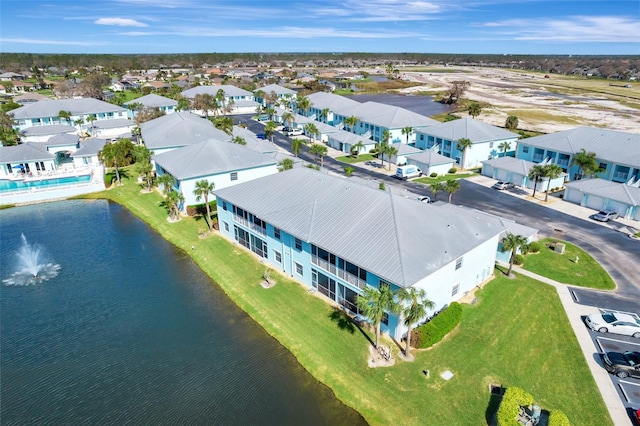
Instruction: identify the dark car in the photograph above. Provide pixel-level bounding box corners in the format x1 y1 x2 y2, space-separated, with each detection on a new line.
602 351 640 379
256 133 266 139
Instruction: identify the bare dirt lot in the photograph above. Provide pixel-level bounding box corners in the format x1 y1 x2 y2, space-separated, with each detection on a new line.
396 67 640 135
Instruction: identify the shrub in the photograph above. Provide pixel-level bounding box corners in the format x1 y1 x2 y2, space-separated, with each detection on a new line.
448 167 457 174
414 303 462 348
430 172 438 178
496 387 533 426
527 242 541 254
186 200 217 217
548 410 570 426
513 254 525 266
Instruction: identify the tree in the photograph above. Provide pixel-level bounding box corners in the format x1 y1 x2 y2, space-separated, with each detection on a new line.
344 166 354 177
456 138 473 170
291 138 305 157
570 148 600 179
132 145 152 163
430 182 442 201
443 179 460 203
378 182 386 191
498 141 511 157
528 164 545 198
98 139 134 186
505 115 519 131
304 123 318 143
0 110 20 146
278 158 294 171
401 126 413 144
397 288 434 358
501 233 529 276
176 96 190 112
351 141 365 158
193 93 216 118
213 116 233 135
137 161 154 192
231 136 246 145
384 144 398 170
265 107 276 121
320 108 330 123
165 190 184 221
193 179 216 232
86 114 97 136
58 110 72 125
281 112 294 129
73 118 85 136
468 102 481 118
446 80 470 104
296 95 311 116
157 173 175 196
309 143 328 167
543 163 563 202
343 115 359 132
264 121 277 143
356 284 399 349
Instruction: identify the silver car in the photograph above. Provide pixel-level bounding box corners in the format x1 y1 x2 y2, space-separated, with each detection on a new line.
585 312 640 338
592 210 619 222
492 181 516 190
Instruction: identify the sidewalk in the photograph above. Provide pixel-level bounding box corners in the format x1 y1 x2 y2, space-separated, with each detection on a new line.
508 265 630 425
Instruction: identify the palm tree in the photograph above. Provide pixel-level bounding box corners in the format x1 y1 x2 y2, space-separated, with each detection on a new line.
58 110 72 125
86 114 97 136
344 166 354 177
98 139 133 186
157 173 175 196
543 163 563 202
309 143 328 167
264 121 277 143
193 179 216 231
401 126 413 144
356 284 399 349
304 123 318 143
505 115 519 131
456 138 473 170
265 107 276 121
320 108 330 123
498 141 511 157
430 182 442 201
281 112 294 129
528 164 545 198
291 138 305 157
443 179 460 203
73 118 85 136
397 288 434 358
351 141 365 158
296 95 311 116
231 136 246 145
385 144 398 170
137 161 154 191
343 115 359 132
570 148 600 180
501 233 529 276
165 190 185 221
468 102 481 118
278 158 294 171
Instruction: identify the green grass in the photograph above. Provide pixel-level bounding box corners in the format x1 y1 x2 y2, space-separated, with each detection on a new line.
414 171 475 185
77 172 610 425
522 238 615 290
335 153 376 164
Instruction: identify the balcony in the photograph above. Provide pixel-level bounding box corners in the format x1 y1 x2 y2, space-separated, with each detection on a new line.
233 214 266 236
557 159 569 167
532 155 544 162
311 255 367 290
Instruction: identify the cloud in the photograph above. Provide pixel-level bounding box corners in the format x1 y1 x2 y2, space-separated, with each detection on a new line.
95 17 148 27
314 0 445 22
2 38 107 46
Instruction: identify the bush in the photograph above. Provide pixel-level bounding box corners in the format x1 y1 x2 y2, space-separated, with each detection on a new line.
527 242 541 254
513 254 525 266
186 200 217 217
430 172 438 178
448 167 457 174
414 303 462 348
496 387 534 426
548 410 570 426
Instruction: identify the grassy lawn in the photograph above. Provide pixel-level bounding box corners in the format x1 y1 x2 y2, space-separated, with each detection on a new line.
522 238 615 290
335 153 377 164
414 171 475 185
78 173 610 425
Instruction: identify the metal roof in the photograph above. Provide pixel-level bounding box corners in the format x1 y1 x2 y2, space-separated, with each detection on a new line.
22 124 75 136
0 142 55 163
392 142 422 156
416 118 518 142
11 98 126 119
214 167 505 288
93 118 133 129
256 84 296 96
46 133 79 146
519 126 640 168
140 111 229 150
565 179 640 206
408 150 454 166
124 94 177 108
482 156 533 176
73 138 107 157
152 139 277 180
181 84 253 98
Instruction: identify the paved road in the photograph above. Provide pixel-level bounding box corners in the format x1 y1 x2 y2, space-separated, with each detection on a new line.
236 115 640 304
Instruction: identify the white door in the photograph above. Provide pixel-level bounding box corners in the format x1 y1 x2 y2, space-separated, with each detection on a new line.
564 188 583 204
584 195 605 211
496 169 508 182
605 200 628 216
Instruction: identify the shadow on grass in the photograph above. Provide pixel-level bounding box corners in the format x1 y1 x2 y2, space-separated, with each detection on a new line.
328 307 375 347
485 386 503 425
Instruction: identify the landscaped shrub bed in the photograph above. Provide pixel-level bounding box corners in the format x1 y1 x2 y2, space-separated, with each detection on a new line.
186 200 217 217
413 302 462 348
497 386 533 426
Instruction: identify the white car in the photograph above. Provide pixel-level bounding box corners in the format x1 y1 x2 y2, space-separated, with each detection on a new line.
585 312 640 338
592 210 619 222
492 181 516 190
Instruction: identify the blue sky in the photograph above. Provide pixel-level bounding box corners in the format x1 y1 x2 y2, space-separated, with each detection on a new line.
1 0 638 55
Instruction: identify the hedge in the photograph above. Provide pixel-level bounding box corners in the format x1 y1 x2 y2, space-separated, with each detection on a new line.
496 387 533 426
548 410 570 426
414 302 462 348
186 200 217 217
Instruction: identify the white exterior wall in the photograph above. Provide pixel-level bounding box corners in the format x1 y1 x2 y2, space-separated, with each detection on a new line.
1 159 57 178
16 113 128 132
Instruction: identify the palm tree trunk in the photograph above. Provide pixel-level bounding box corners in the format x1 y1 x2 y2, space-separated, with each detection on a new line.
507 251 515 276
375 322 381 348
532 178 538 198
114 164 121 185
448 193 453 203
544 179 552 202
204 197 212 231
405 328 412 357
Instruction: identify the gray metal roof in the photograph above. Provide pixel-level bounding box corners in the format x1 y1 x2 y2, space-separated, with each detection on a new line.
408 150 454 166
46 133 79 146
519 126 640 167
140 111 229 150
256 84 296 96
11 98 126 119
93 118 134 129
328 129 373 145
73 138 107 157
124 94 178 108
22 124 76 136
307 92 360 111
392 142 422 156
565 179 640 206
232 126 277 153
214 167 505 288
416 118 518 142
152 139 277 180
482 156 533 176
0 143 55 163
181 84 253 98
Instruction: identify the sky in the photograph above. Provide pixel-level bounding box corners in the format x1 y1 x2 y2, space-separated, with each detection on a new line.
1 0 639 55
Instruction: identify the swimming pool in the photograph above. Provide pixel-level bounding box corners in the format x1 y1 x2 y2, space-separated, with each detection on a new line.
0 175 92 193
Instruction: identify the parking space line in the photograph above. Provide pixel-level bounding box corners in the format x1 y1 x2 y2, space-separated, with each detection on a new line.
599 308 640 320
620 380 640 388
596 336 640 347
596 339 604 353
618 383 630 403
571 290 579 302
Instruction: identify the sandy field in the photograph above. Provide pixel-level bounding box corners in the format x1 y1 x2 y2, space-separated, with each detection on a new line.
396 67 640 135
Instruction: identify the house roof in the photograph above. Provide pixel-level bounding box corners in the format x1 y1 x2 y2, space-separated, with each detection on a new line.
0 142 55 163
232 126 277 154
256 84 296 96
328 129 374 145
520 126 640 167
152 139 277 180
307 92 361 112
181 84 253 98
407 150 454 166
392 142 422 156
46 133 79 146
124 93 177 108
416 117 518 143
140 111 229 150
10 98 126 120
482 156 534 176
21 124 76 136
214 167 505 288
73 138 107 157
92 118 134 130
565 179 640 206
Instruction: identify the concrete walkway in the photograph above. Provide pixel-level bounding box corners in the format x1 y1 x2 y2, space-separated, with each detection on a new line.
508 265 630 425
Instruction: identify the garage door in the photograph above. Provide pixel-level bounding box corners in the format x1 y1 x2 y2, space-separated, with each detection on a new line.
564 188 583 204
584 195 606 211
632 207 640 221
606 200 629 216
496 169 508 182
481 164 495 177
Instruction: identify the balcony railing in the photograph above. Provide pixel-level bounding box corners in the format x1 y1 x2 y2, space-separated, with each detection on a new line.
233 214 266 236
311 255 367 290
533 155 544 162
557 159 569 167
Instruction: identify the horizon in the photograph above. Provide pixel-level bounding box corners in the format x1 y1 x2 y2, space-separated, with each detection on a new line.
1 0 639 56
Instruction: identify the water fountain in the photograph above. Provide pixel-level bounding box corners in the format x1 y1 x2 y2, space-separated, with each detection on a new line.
2 234 60 286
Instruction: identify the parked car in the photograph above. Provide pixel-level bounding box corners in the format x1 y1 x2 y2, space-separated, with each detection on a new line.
394 165 422 180
585 311 640 338
602 351 640 379
283 127 303 136
492 181 516 190
256 115 270 122
256 133 266 140
415 196 432 203
592 210 619 222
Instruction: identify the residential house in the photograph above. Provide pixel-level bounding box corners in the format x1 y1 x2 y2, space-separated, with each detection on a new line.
181 85 258 115
254 84 296 107
481 156 566 191
564 179 640 221
21 124 77 143
214 167 507 340
405 150 455 176
72 138 108 167
415 118 519 169
123 93 178 119
0 142 56 178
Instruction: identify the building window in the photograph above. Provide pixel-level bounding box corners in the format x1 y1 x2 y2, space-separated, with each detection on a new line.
223 221 229 232
455 257 463 270
452 284 460 296
599 162 607 171
274 250 282 263
274 227 281 240
295 262 303 276
381 312 389 326
489 142 494 148
222 201 228 211
295 238 303 251
230 172 238 181
522 146 529 154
